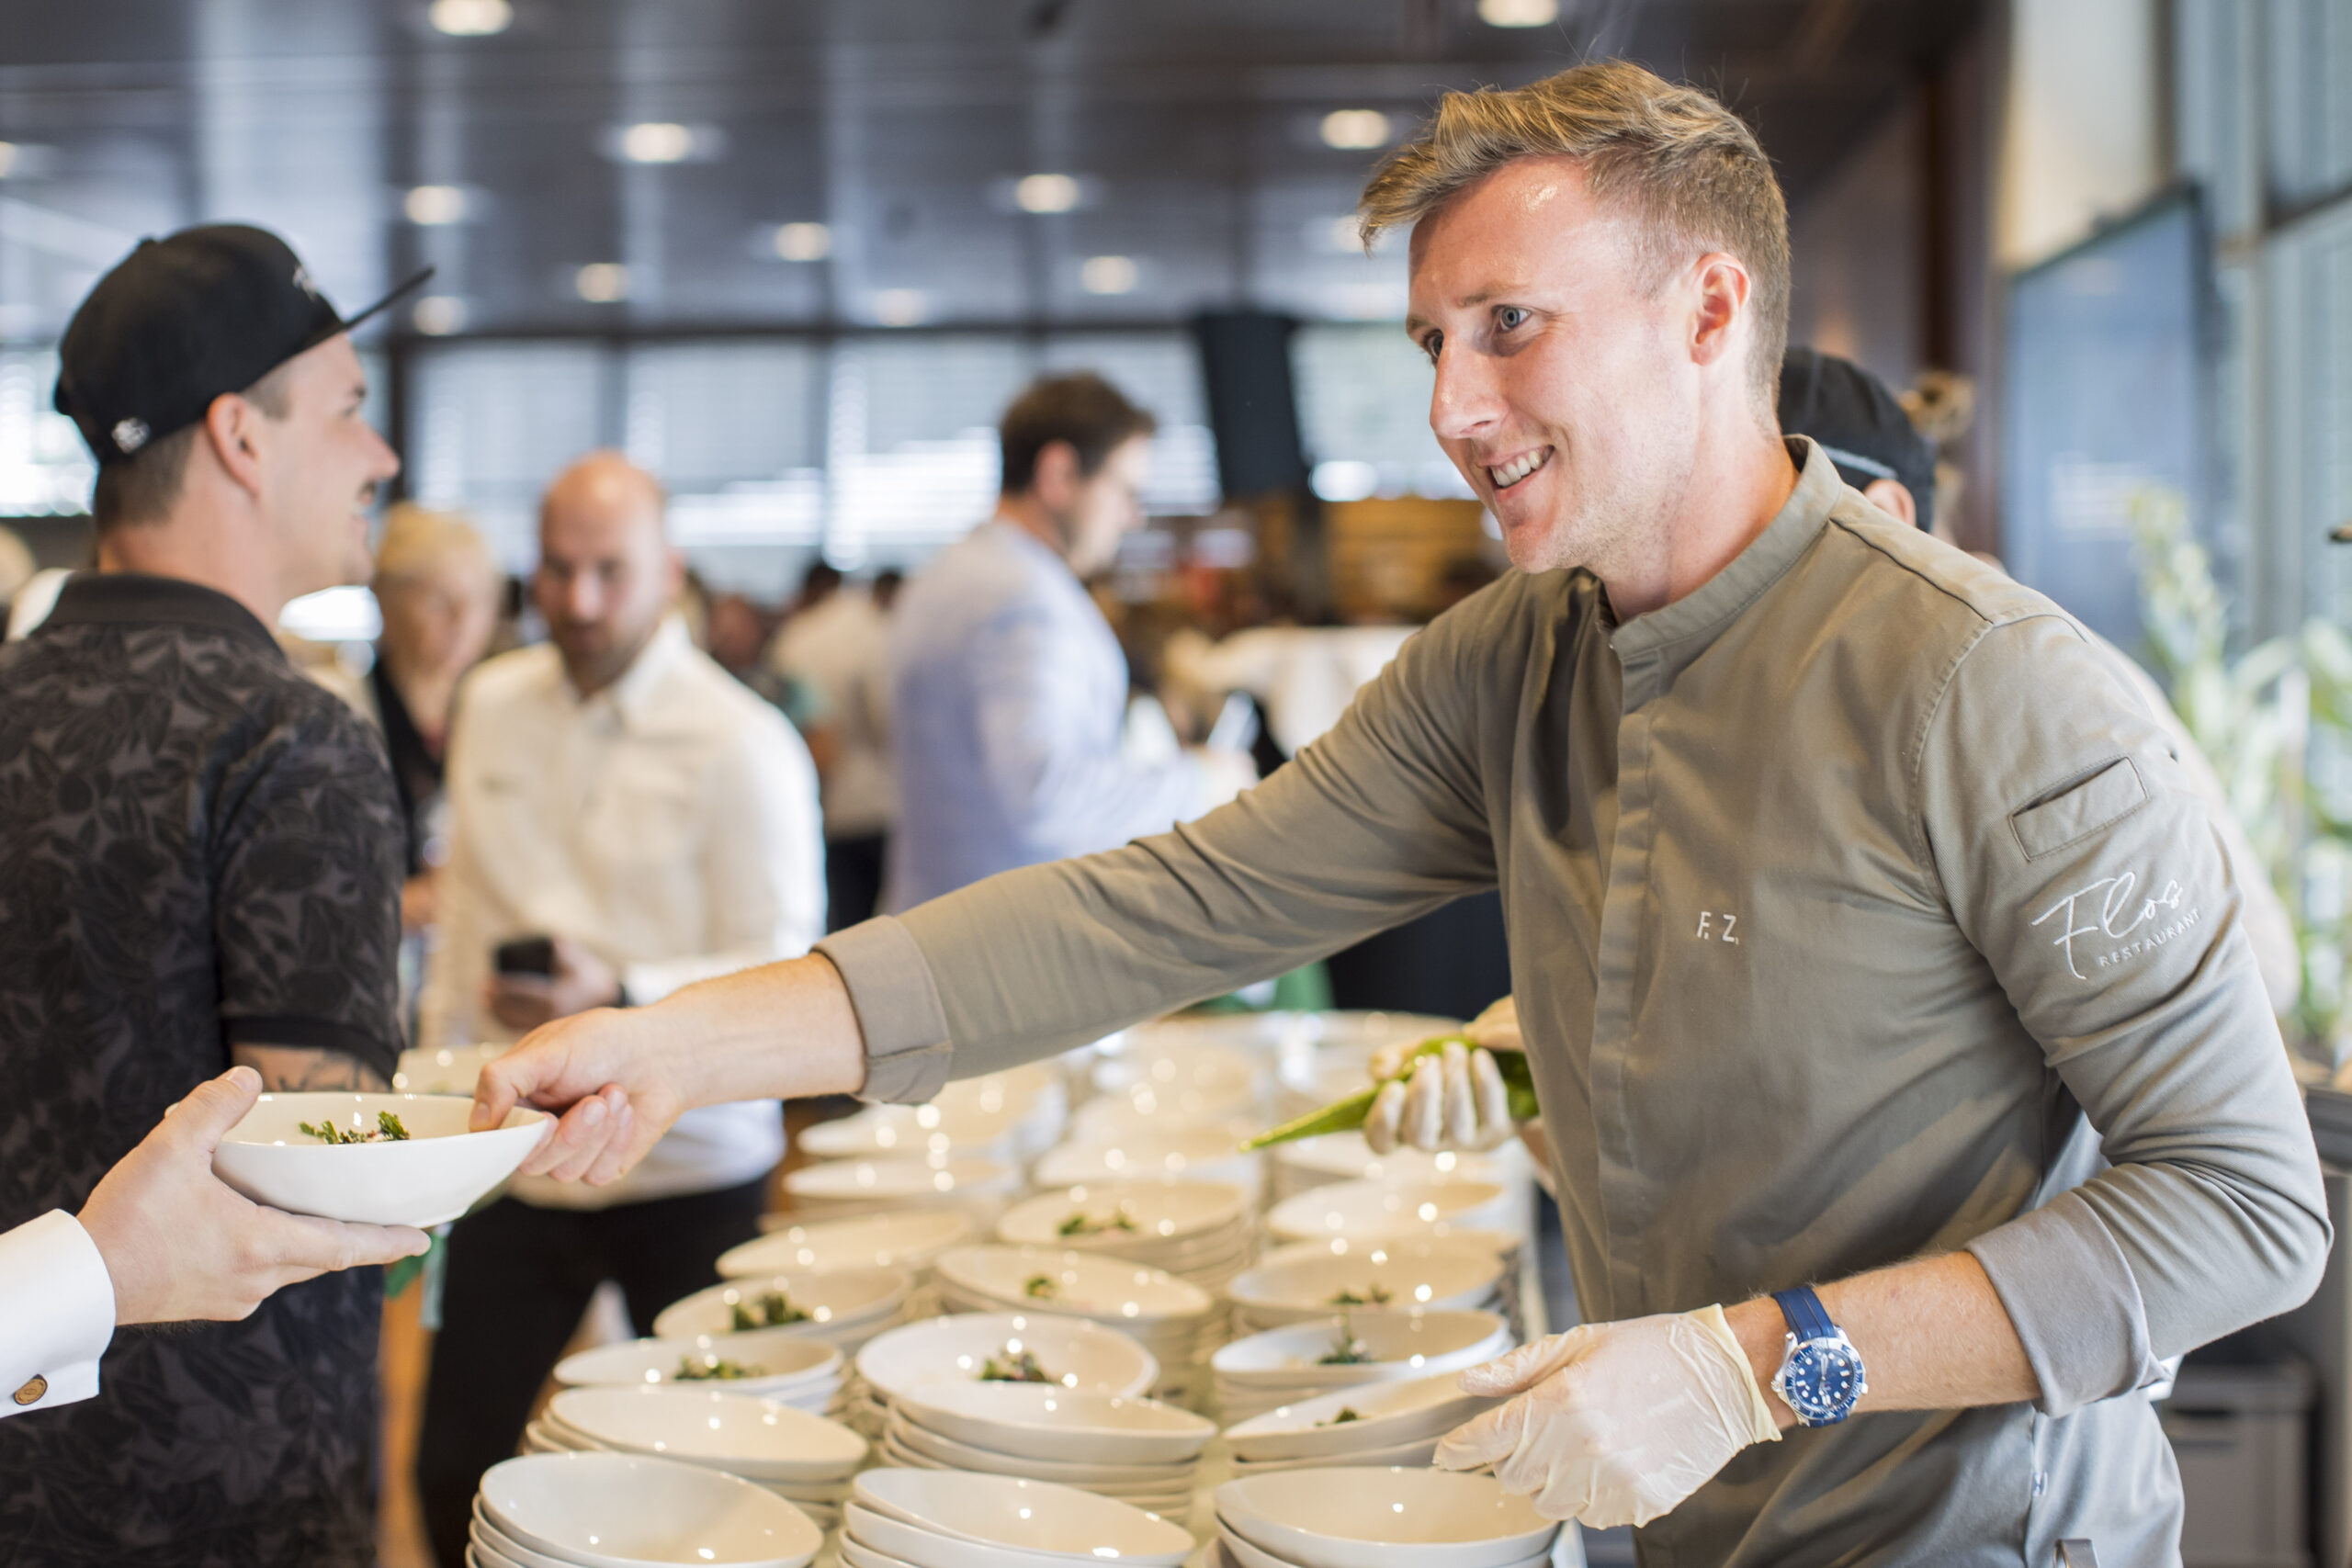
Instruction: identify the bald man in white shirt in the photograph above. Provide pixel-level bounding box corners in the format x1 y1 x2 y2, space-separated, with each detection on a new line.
414 453 823 1568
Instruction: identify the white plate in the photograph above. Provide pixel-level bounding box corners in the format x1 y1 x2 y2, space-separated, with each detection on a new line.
782 1156 1017 1206
1223 1371 1504 1461
896 1379 1215 1464
650 1266 911 1341
854 1469 1192 1564
718 1211 977 1280
1263 1179 1510 1247
1228 1240 1505 1323
480 1452 821 1568
1216 1468 1555 1568
210 1093 550 1227
1214 1311 1510 1385
855 1312 1159 1405
546 1386 866 1482
999 1179 1250 1251
939 1246 1215 1322
554 1329 842 1394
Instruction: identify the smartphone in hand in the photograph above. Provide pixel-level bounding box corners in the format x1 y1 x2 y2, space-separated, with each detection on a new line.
492 935 557 977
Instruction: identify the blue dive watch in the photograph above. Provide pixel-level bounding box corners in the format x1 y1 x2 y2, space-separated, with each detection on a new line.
1770 1286 1867 1427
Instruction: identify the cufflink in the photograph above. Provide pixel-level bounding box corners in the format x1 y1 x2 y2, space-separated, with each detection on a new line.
13 1375 47 1405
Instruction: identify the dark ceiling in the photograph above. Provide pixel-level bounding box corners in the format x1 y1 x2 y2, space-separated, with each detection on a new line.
0 0 1984 341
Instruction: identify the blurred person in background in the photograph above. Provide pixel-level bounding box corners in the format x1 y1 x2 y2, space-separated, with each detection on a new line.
886 372 1254 908
773 565 903 929
413 451 822 1568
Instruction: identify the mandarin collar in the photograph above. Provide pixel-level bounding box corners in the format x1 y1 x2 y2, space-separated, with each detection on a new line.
40 571 283 660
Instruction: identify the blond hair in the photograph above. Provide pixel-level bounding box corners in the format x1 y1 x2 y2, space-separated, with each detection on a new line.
1360 60 1791 417
373 503 497 592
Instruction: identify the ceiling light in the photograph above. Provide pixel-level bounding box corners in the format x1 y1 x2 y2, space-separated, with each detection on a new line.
1013 173 1080 214
872 288 927 327
617 122 695 164
575 263 629 303
772 222 831 262
1320 110 1392 151
1080 255 1137 296
1477 0 1559 25
428 0 512 36
403 185 468 225
412 296 468 335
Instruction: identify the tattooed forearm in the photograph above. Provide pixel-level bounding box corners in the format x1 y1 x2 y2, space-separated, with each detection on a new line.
230 1045 390 1092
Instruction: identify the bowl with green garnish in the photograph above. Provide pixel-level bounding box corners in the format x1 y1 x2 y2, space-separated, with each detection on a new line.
211 1092 551 1227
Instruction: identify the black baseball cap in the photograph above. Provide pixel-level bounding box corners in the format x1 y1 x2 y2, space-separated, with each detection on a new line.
1778 345 1938 532
53 224 430 467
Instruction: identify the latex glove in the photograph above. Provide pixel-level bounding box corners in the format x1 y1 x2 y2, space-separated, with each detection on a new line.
1363 996 1524 1155
1434 1305 1781 1528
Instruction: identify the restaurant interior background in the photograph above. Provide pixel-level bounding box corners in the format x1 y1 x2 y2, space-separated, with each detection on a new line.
6 1 2352 1564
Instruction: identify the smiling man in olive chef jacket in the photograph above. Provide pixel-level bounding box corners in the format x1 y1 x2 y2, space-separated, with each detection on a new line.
470 62 2329 1564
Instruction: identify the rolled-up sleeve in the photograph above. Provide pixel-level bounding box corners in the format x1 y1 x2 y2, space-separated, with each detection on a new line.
1921 614 2329 1416
818 596 1503 1099
0 1211 115 1417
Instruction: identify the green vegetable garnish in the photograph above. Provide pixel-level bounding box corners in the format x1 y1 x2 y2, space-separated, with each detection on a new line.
1330 1284 1392 1306
1316 1407 1363 1427
675 1357 763 1381
1317 1319 1374 1366
729 1291 811 1331
378 1111 411 1141
1057 1205 1140 1237
979 1348 1054 1382
1239 1034 1541 1150
1023 1273 1058 1300
298 1111 413 1145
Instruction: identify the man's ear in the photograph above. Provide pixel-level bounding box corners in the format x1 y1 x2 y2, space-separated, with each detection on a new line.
1861 477 1918 527
198 391 269 502
1687 252 1754 372
1029 439 1080 510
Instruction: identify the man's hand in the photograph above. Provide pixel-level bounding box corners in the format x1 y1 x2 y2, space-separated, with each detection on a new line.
485 935 621 1032
470 1007 680 1186
1435 1305 1781 1528
1365 996 1525 1154
77 1066 429 1325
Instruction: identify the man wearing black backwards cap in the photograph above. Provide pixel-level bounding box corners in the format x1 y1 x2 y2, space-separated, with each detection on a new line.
0 226 429 1565
1775 345 1939 530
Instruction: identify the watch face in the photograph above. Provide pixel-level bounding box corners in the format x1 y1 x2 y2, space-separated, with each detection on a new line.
1782 1338 1864 1424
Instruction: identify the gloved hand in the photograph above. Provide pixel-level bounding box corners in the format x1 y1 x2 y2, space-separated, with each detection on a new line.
1433 1305 1781 1528
1363 996 1524 1154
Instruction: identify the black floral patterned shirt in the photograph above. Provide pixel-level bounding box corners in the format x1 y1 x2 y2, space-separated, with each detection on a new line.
0 573 405 1567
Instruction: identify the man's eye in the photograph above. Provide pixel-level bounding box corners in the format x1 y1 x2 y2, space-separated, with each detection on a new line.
1420 333 1443 365
1496 306 1528 332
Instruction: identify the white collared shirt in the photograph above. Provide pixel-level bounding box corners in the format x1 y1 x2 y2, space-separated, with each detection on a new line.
0 1211 114 1418
423 617 823 1208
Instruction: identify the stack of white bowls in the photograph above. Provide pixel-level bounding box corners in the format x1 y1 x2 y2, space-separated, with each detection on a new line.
522 1386 865 1532
719 1210 975 1319
650 1265 913 1357
551 1328 844 1416
877 1381 1216 1520
848 1310 1159 1438
1212 1468 1559 1568
797 1065 1067 1165
778 1156 1022 1229
1221 1371 1501 1473
1032 1124 1265 1198
936 1245 1222 1404
995 1179 1255 1291
471 1451 821 1568
1271 1133 1522 1203
1210 1308 1513 1425
1263 1179 1518 1250
1227 1236 1508 1333
842 1468 1193 1568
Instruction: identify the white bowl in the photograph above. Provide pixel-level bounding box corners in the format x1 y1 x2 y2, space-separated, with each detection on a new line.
854 1468 1193 1564
782 1156 1017 1209
211 1093 549 1226
838 1536 927 1568
855 1312 1159 1405
473 1505 576 1568
1091 1038 1264 1103
1264 1180 1510 1247
881 1416 1192 1486
650 1266 911 1341
554 1330 842 1395
480 1451 821 1568
1033 1126 1264 1191
1272 1134 1519 1190
998 1179 1250 1250
1230 1436 1442 1473
719 1211 976 1280
844 1502 1051 1568
1216 1519 1554 1568
546 1387 866 1482
939 1246 1215 1322
1223 1371 1503 1461
1228 1241 1505 1324
1216 1468 1555 1568
895 1380 1214 1464
1214 1311 1510 1386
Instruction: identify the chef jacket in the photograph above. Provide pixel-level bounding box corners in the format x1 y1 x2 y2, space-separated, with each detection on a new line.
819 441 2330 1565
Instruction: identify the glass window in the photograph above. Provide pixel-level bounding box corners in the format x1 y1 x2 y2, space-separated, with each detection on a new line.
1291 323 1471 502
0 347 95 516
409 341 610 565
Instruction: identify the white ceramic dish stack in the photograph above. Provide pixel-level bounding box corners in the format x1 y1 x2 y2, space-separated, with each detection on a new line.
797 1065 1068 1164
849 1310 1159 1438
1227 1237 1508 1333
719 1209 974 1318
471 1451 822 1568
650 1265 913 1356
936 1245 1223 1404
1210 1309 1513 1425
1213 1467 1559 1568
843 1468 1193 1568
1221 1371 1503 1474
779 1156 1023 1230
1031 1125 1265 1199
551 1329 844 1414
996 1179 1256 1291
521 1386 866 1533
877 1380 1216 1519
1263 1179 1517 1250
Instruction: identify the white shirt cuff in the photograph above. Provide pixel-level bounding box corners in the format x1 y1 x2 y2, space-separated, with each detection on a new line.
0 1211 115 1417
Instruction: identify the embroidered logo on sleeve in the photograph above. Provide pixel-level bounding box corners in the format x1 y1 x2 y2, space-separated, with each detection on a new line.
2030 870 2199 980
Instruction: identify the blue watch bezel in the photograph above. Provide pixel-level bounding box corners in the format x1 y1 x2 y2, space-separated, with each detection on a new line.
1770 1286 1866 1427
